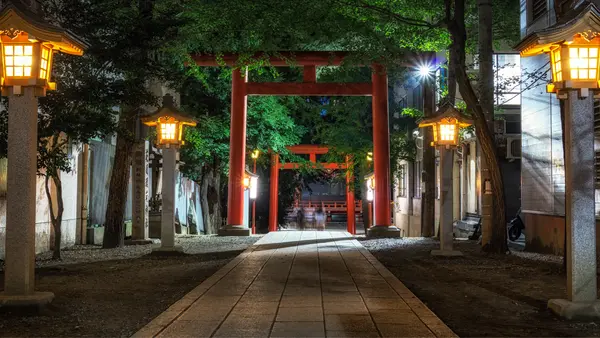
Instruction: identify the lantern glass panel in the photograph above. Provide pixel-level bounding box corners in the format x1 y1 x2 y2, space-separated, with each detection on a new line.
161 123 177 141
439 123 456 142
250 176 258 199
243 176 250 189
568 47 599 80
5 44 33 78
552 48 563 82
40 47 51 80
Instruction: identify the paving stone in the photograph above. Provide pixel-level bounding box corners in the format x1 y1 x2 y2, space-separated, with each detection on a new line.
363 297 409 311
231 301 280 315
157 320 220 338
322 291 364 303
325 330 380 337
376 323 435 338
270 321 325 337
276 306 324 321
280 295 322 307
371 309 420 324
323 301 369 315
324 314 377 332
213 314 274 337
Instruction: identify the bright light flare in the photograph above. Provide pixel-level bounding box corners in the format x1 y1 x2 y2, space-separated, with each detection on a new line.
417 63 435 79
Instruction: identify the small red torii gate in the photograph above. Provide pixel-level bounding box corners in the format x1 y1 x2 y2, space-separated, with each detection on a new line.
269 145 356 234
194 52 396 237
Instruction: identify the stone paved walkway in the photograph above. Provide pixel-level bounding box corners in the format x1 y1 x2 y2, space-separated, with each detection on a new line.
133 231 456 338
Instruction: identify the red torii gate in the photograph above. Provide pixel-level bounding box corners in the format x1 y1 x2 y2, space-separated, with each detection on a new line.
269 145 356 234
194 52 398 237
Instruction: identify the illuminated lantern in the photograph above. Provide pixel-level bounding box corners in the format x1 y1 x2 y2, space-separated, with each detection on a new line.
366 151 373 162
244 169 259 199
0 3 86 96
418 105 472 148
251 149 260 159
141 94 197 147
365 172 375 202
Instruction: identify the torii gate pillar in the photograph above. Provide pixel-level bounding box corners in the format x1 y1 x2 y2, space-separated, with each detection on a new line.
219 68 251 236
367 65 400 237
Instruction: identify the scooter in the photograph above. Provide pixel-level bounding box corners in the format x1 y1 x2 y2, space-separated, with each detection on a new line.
508 208 524 241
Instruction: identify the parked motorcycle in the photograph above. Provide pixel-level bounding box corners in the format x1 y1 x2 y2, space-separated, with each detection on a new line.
508 208 524 241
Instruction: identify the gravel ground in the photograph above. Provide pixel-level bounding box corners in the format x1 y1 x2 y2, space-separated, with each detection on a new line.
0 235 259 337
24 235 261 269
361 237 600 337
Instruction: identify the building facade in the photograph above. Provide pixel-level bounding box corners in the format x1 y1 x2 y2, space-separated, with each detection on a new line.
519 0 600 254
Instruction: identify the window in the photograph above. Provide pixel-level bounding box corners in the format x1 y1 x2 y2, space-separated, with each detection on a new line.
398 164 407 197
414 161 422 198
531 0 547 22
494 54 521 106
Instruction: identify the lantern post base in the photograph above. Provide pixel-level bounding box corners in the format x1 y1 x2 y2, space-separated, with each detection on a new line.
218 225 251 237
367 225 401 238
151 244 184 254
431 249 463 257
548 299 600 320
0 291 54 308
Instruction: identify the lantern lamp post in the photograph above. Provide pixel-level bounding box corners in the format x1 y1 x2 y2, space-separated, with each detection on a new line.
250 149 259 234
0 2 87 307
515 5 600 318
142 94 196 253
419 105 472 257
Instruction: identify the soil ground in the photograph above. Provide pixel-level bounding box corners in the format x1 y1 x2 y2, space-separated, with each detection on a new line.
361 237 600 337
0 236 258 337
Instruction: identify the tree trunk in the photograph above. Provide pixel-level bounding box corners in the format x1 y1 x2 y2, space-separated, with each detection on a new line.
45 169 64 261
449 0 508 253
103 110 136 248
200 161 222 234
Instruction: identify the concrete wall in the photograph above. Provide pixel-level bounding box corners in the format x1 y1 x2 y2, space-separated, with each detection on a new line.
0 144 81 259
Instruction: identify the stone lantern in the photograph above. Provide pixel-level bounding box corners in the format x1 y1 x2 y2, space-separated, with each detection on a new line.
515 2 600 319
0 1 87 307
142 94 196 252
419 105 472 257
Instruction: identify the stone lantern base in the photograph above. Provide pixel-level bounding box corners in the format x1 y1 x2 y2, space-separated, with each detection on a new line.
431 249 463 257
548 299 600 319
218 225 251 236
0 291 54 308
367 225 401 238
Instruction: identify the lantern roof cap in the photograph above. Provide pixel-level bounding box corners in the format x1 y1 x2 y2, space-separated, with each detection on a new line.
141 94 197 127
418 104 473 128
515 3 600 57
245 168 259 178
364 172 374 180
0 1 88 55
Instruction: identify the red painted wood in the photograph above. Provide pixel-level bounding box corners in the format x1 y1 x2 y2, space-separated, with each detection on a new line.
287 145 329 154
269 153 280 232
226 68 248 226
252 159 257 235
303 65 317 82
346 157 356 234
371 64 391 227
246 82 371 96
278 163 346 170
309 153 317 163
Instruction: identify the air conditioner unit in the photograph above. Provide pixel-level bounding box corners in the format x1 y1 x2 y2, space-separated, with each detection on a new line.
506 134 521 159
494 120 506 135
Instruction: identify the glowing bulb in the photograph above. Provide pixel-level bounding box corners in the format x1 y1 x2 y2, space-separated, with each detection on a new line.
418 64 434 78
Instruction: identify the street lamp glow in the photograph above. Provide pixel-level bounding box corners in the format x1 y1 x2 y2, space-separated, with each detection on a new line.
251 149 260 159
418 105 472 148
366 151 373 162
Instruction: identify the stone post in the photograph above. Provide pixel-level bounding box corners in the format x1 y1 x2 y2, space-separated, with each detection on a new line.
130 140 151 244
432 148 462 256
0 87 54 306
153 146 182 252
548 91 599 318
